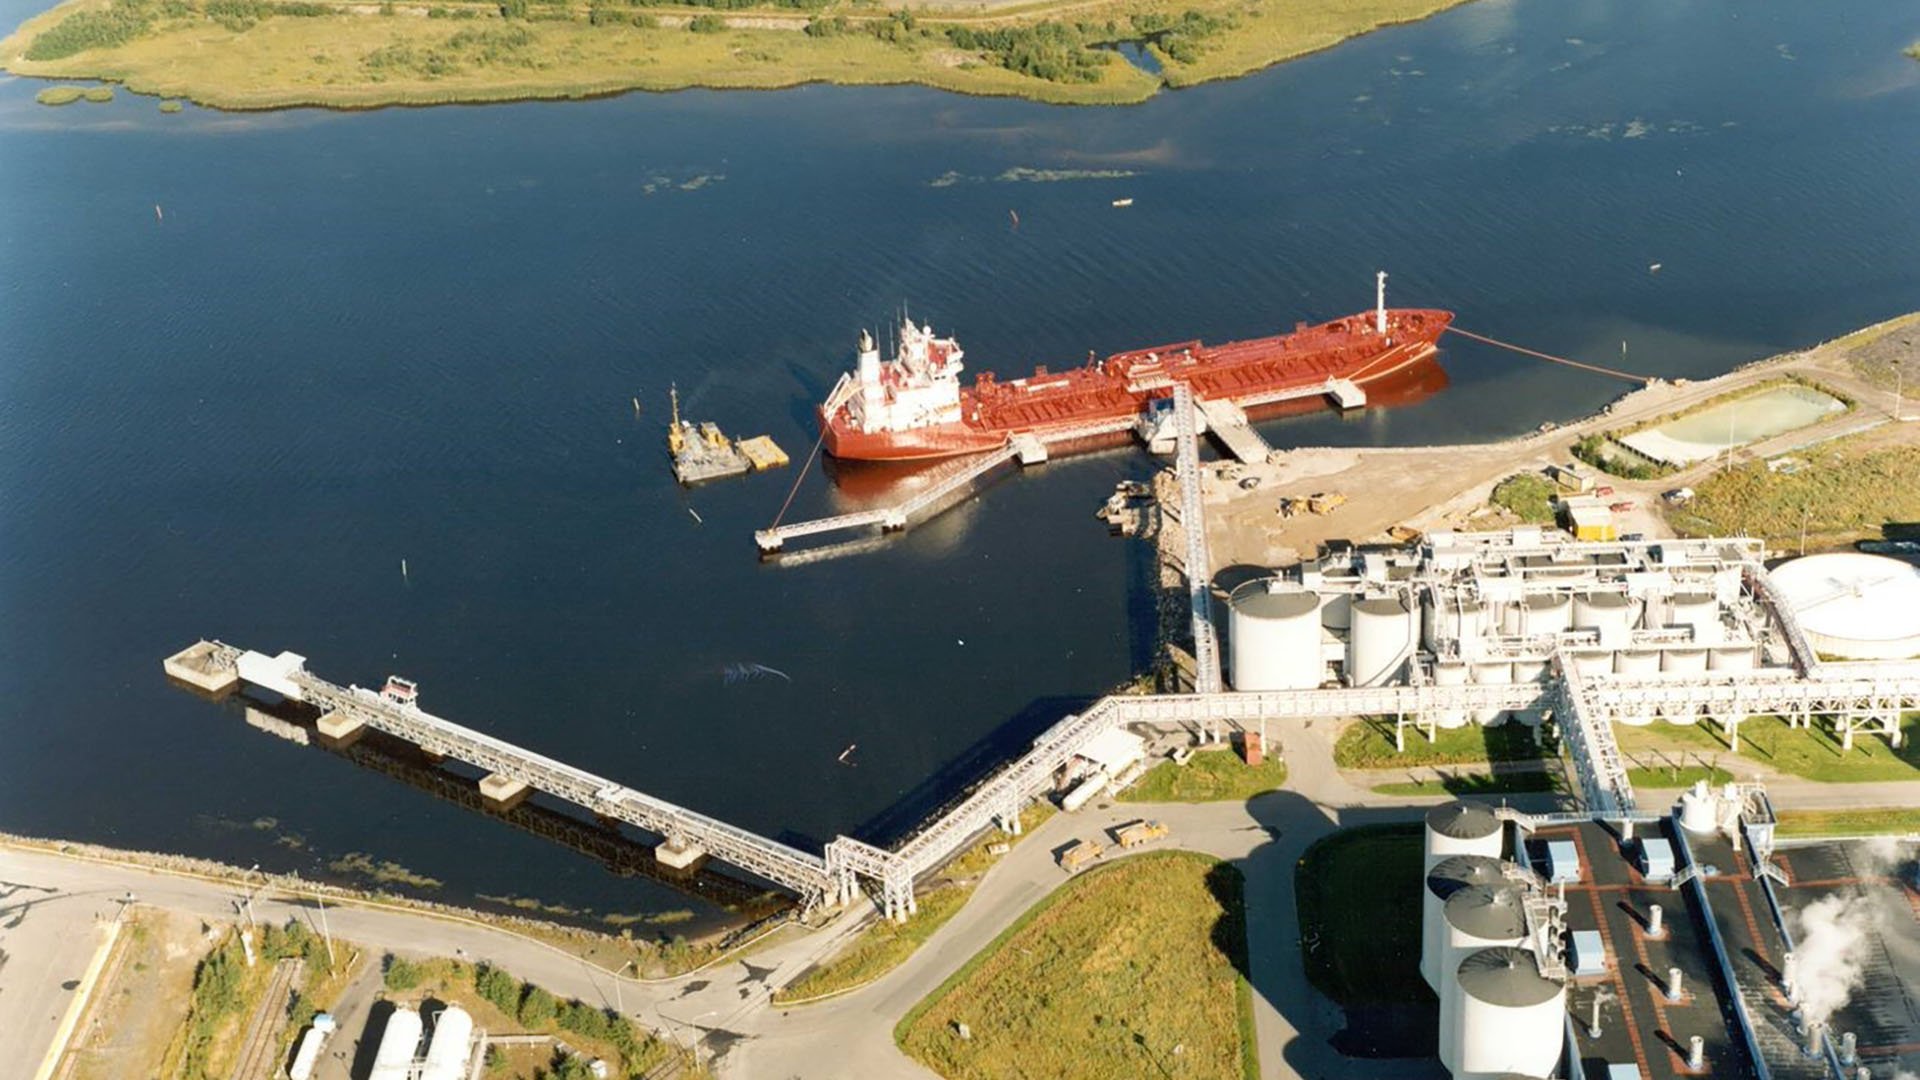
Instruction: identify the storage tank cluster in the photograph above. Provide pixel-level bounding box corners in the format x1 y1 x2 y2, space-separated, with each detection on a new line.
369 1004 475 1080
1420 804 1566 1080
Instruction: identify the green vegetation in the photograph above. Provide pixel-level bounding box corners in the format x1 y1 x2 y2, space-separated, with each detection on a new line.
158 97 182 110
1668 433 1920 547
0 0 1475 110
1334 715 1552 769
1776 806 1920 837
1625 762 1733 790
1120 747 1286 802
1295 824 1428 1005
164 920 336 1080
82 83 112 99
773 802 1054 1004
1908 42 1919 61
1372 769 1558 797
898 852 1253 1080
1490 472 1557 524
1571 432 1671 480
1614 713 1920 783
35 84 85 102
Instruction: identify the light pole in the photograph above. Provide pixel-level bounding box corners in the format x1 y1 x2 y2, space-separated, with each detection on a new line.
613 959 635 1015
659 1007 715 1068
242 863 263 930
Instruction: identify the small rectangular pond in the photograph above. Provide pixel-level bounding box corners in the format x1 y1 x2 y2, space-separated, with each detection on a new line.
1618 383 1848 466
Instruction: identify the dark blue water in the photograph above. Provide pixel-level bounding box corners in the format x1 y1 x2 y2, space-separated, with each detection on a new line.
3 0 1917 926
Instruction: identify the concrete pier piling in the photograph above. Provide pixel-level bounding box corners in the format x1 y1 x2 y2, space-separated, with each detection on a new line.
314 711 366 746
163 641 239 695
478 773 530 810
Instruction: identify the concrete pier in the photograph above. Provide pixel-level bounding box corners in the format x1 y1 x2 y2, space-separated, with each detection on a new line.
656 839 706 870
314 711 366 746
479 773 530 809
163 642 239 694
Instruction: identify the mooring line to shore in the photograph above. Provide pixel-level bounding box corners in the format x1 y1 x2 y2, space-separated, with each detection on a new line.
770 419 832 529
1447 325 1654 385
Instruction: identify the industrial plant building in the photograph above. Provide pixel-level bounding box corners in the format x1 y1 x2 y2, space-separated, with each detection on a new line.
1417 795 1920 1080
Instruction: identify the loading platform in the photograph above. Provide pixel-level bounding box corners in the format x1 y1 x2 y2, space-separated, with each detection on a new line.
1194 397 1273 465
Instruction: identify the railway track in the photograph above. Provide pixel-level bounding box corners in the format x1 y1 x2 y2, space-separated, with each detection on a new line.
228 956 304 1080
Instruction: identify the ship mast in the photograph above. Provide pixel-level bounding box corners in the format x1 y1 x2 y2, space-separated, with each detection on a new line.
667 383 684 455
1376 271 1388 335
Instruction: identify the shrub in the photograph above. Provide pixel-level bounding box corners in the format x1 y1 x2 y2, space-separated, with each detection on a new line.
25 2 152 61
1490 472 1556 524
686 13 726 32
384 955 424 991
473 964 520 1014
517 983 557 1026
498 0 527 18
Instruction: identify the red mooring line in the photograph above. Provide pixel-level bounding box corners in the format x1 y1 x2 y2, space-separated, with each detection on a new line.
1446 325 1654 385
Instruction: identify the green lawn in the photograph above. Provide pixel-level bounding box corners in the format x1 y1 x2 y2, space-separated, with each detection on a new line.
1334 716 1552 769
1119 749 1287 803
1775 807 1920 838
773 803 1052 1005
1669 434 1920 548
1294 824 1431 1006
898 851 1253 1080
1614 713 1920 783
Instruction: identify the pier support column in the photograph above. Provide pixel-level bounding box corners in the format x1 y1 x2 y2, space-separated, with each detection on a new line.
315 710 366 747
655 838 706 871
478 773 530 810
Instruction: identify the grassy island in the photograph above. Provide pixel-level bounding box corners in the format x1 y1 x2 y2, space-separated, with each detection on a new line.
0 0 1474 110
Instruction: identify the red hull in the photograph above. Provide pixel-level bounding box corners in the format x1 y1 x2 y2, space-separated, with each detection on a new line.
822 308 1453 462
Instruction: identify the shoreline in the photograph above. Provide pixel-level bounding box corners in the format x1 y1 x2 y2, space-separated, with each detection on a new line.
0 0 1475 111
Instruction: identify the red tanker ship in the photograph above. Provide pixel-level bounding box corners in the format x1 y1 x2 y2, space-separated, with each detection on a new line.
819 274 1453 462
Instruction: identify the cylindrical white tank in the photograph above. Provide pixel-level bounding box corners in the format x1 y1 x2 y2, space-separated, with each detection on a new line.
1470 661 1513 726
1507 658 1549 726
1573 592 1635 648
1498 601 1521 637
1679 780 1719 833
1421 855 1507 992
1437 891 1533 1074
1521 593 1572 638
1572 651 1614 677
1320 590 1353 630
421 1005 475 1080
1425 597 1486 656
1661 647 1710 675
1424 802 1504 874
1229 582 1323 691
1708 645 1755 672
1670 591 1722 645
1451 947 1567 1079
1433 661 1472 729
1614 650 1660 677
1349 597 1415 687
369 1007 423 1080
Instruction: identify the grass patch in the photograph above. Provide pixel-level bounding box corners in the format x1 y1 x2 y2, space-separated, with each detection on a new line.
35 83 85 103
1613 713 1920 783
897 851 1253 1080
1489 472 1557 524
1295 824 1429 1005
1776 807 1920 838
1372 770 1558 797
772 802 1053 1005
1668 431 1920 546
1625 762 1733 789
1119 748 1287 802
82 83 111 99
158 97 181 110
0 0 1475 110
1335 716 1552 769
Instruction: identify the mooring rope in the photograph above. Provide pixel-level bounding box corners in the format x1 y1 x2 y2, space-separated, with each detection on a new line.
1446 325 1653 386
770 419 831 529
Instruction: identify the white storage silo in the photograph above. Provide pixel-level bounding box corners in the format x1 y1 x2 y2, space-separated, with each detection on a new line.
1423 803 1503 874
1348 597 1415 687
1521 594 1572 638
1573 591 1635 649
1669 592 1722 645
1508 658 1548 726
1437 890 1533 1075
1320 590 1353 630
1468 660 1513 726
369 1007 423 1080
421 1005 475 1080
1572 651 1614 677
1614 650 1660 677
1661 647 1709 675
1426 597 1486 657
1229 582 1323 691
1452 947 1567 1079
1433 661 1472 729
1422 855 1507 991
1708 645 1755 672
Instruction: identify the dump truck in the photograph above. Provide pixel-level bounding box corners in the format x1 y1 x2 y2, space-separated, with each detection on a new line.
1060 838 1105 872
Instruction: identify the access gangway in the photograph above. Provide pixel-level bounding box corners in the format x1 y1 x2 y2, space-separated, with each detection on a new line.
1172 384 1223 697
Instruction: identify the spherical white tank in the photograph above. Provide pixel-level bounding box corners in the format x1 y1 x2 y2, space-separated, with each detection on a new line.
1469 661 1514 726
1708 645 1756 672
1421 854 1507 992
1433 661 1472 729
1229 582 1323 691
369 1008 423 1080
421 1006 475 1080
1437 891 1533 1075
1452 947 1567 1079
1423 802 1504 874
1573 591 1635 647
1348 597 1415 687
1670 591 1723 645
1521 593 1572 638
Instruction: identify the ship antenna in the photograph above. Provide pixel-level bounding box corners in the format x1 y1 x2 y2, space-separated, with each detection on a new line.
1375 271 1388 335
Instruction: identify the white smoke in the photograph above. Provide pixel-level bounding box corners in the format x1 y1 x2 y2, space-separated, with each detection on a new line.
1790 893 1882 1030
